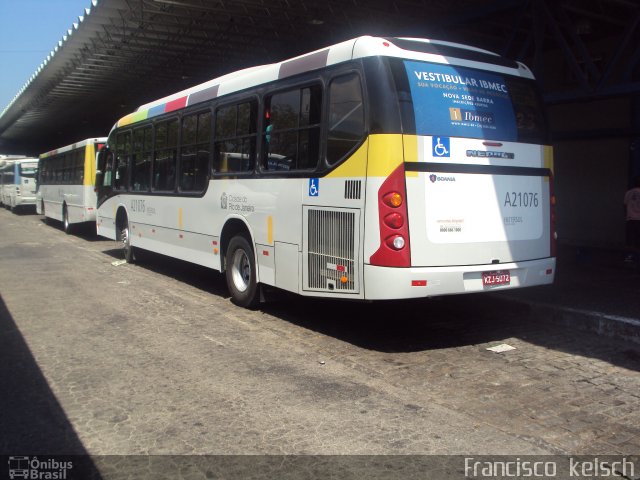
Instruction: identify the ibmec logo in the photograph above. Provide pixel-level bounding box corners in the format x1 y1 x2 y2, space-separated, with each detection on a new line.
220 192 227 209
429 174 456 183
450 107 495 125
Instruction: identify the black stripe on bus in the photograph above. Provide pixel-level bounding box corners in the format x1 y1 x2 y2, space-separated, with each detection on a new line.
404 162 551 177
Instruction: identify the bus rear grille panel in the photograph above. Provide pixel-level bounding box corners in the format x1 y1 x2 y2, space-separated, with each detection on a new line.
307 208 357 292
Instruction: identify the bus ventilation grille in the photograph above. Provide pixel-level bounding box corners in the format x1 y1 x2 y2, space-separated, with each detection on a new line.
307 209 357 292
344 180 361 199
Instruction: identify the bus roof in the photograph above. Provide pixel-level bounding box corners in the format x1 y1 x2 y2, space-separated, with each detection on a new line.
0 157 37 169
39 137 108 159
112 35 534 133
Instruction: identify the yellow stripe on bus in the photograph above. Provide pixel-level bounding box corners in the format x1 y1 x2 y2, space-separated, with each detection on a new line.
84 143 94 186
367 134 404 178
325 138 369 178
267 215 273 245
325 134 418 179
543 145 554 183
402 135 419 178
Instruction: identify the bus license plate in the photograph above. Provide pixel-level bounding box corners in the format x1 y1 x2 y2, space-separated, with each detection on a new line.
482 270 511 287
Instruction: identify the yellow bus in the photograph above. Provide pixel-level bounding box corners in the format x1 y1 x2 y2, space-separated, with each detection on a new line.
37 138 106 233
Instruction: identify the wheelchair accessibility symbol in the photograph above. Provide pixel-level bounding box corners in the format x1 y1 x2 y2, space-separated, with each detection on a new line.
309 178 319 197
432 137 450 157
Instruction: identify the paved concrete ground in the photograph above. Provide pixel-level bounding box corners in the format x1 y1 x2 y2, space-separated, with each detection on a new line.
497 243 640 345
1 208 640 461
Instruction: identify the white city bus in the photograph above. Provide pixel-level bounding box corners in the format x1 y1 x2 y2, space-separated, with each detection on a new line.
0 157 38 212
96 36 556 308
37 138 107 233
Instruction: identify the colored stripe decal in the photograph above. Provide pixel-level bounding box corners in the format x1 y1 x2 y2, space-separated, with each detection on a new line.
148 104 165 118
279 49 329 79
188 85 219 106
131 110 148 123
165 96 187 113
118 113 136 127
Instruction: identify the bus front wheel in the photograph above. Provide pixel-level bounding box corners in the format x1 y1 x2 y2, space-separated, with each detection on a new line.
225 235 259 308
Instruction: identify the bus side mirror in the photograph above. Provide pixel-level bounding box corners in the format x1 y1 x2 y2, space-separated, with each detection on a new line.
95 170 103 189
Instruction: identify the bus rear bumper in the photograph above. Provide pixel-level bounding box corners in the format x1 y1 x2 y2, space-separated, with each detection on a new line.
15 196 37 207
363 257 556 300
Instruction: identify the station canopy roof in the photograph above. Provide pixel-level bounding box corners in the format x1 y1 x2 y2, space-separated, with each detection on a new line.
1 0 638 155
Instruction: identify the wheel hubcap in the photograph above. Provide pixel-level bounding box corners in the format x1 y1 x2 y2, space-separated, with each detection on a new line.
231 249 251 292
122 227 130 255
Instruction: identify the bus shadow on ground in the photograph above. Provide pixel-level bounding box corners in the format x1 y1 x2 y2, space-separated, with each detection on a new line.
100 246 640 371
0 294 103 476
263 293 640 371
101 247 230 298
38 217 104 242
3 206 37 216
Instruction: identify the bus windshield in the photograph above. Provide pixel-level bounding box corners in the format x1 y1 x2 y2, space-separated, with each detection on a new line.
402 60 548 144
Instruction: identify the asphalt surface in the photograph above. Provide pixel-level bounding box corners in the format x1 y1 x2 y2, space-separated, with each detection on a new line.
1 208 640 464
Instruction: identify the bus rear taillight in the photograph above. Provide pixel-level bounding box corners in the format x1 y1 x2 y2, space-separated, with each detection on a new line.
383 192 403 207
384 212 404 229
370 164 411 267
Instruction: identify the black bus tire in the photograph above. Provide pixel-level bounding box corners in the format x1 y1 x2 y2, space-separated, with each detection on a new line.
225 235 259 308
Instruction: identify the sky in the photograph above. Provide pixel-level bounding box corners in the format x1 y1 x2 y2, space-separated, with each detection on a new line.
0 0 92 112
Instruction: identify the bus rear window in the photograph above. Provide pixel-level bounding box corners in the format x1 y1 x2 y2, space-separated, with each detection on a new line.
401 60 548 144
19 162 38 177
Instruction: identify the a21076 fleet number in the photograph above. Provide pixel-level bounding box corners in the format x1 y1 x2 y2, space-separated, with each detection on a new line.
504 191 539 208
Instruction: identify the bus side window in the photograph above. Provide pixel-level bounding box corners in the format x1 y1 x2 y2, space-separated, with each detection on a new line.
115 131 131 191
262 85 321 171
327 73 365 165
213 101 256 174
180 110 211 191
131 126 152 192
153 119 178 191
75 149 85 184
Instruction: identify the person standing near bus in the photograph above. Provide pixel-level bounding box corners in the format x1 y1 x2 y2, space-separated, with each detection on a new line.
624 176 640 264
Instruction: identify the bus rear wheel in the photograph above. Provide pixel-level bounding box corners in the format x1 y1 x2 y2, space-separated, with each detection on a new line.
42 202 49 225
225 235 259 308
121 219 135 263
63 206 72 234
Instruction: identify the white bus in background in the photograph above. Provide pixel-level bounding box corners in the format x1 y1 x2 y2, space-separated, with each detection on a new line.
0 157 39 212
37 138 107 233
95 36 556 308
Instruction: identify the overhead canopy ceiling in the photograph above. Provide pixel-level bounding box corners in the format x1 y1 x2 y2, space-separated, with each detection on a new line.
1 0 639 155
